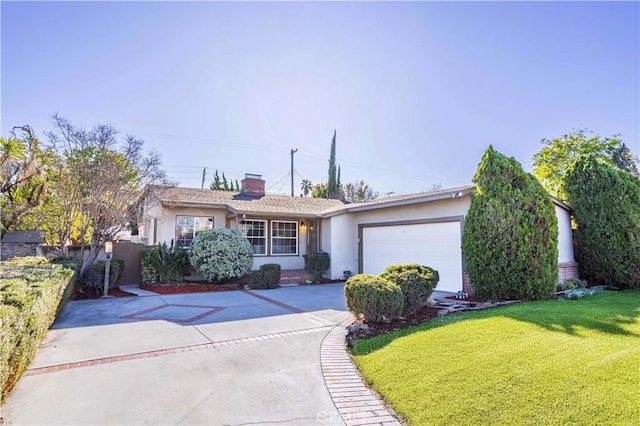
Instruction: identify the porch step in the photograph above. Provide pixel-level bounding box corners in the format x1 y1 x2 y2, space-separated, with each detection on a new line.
279 270 310 285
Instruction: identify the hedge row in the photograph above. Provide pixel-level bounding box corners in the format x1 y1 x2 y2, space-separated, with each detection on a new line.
0 257 76 402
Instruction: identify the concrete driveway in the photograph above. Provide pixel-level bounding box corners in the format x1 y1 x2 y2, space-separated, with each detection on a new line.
1 284 357 425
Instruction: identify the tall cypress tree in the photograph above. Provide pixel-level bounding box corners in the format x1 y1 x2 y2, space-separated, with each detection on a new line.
327 130 339 199
462 146 558 300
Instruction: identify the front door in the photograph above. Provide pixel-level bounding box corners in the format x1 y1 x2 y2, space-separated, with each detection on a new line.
306 219 319 254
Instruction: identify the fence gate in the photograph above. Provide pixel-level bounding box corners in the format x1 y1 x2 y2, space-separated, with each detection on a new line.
113 241 146 285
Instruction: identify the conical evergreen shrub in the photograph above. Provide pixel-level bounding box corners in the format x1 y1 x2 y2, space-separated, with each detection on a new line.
462 146 558 300
565 155 640 289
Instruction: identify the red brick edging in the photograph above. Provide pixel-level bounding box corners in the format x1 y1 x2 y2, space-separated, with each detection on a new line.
320 321 403 426
25 326 332 376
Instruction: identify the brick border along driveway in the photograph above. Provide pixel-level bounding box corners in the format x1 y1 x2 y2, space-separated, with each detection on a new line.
320 322 403 426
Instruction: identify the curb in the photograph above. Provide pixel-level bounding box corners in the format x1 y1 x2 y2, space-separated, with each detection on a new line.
320 320 403 426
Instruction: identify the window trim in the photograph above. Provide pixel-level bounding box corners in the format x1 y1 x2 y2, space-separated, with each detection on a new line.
270 220 299 256
240 219 268 256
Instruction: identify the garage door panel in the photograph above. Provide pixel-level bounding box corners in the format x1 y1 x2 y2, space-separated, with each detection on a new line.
362 222 462 293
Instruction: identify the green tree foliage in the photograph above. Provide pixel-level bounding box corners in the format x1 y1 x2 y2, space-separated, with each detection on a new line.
0 127 47 238
327 130 342 199
532 129 638 201
45 114 168 275
300 179 313 197
312 182 328 198
343 180 379 203
565 155 640 289
463 146 558 300
611 143 640 176
210 170 222 190
209 170 238 191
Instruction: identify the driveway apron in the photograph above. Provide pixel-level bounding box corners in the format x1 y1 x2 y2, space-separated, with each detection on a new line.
1 284 353 425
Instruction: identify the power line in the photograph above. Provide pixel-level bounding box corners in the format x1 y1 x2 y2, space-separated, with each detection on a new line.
265 172 291 192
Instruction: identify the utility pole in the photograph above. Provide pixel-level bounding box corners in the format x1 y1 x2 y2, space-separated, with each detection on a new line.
201 167 206 189
290 148 298 196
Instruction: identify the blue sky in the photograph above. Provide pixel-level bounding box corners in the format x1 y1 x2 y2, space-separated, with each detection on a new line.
2 1 638 195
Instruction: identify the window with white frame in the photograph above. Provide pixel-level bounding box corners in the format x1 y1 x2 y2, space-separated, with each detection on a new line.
175 216 214 248
271 220 298 255
240 219 267 255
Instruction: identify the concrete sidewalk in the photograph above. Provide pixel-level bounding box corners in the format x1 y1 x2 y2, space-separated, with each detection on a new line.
1 284 355 425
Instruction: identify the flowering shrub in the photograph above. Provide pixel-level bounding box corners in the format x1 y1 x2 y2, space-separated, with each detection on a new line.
188 228 253 282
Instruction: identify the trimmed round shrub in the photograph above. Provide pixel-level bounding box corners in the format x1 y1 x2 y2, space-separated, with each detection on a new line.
249 263 281 289
344 274 404 323
380 264 440 316
303 253 331 283
188 228 253 282
462 146 558 300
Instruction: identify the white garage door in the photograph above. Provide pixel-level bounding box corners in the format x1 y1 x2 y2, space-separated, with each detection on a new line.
362 221 463 293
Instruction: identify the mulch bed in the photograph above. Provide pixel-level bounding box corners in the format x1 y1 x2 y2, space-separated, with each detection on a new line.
347 305 442 343
140 282 242 294
347 294 496 343
73 286 137 300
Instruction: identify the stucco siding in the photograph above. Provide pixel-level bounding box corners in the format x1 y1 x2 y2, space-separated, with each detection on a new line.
555 204 575 264
327 214 358 279
350 197 471 224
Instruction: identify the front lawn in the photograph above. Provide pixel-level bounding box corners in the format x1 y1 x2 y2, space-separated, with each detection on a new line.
351 290 640 425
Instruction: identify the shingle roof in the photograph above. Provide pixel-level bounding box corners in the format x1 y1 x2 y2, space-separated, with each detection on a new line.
147 185 346 217
1 230 46 243
146 183 571 218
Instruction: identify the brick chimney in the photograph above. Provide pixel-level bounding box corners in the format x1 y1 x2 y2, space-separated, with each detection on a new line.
241 173 265 197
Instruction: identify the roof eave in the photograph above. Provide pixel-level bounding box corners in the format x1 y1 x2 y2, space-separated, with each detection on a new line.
320 188 473 218
160 201 231 210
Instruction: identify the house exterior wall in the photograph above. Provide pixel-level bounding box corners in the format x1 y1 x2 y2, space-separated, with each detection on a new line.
324 197 471 280
333 197 576 285
325 214 357 279
555 204 579 281
143 203 309 271
555 204 575 264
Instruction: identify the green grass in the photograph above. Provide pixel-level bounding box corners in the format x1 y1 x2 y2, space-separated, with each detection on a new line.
351 290 640 426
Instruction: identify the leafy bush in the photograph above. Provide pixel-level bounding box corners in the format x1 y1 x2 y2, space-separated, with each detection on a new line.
141 248 158 284
0 257 75 402
79 259 124 290
462 146 558 300
380 264 440 316
188 228 253 283
141 240 189 283
344 274 404 323
249 263 281 289
565 155 640 289
303 253 330 283
558 278 587 291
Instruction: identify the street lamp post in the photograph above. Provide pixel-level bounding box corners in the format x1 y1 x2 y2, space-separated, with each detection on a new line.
102 241 113 298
